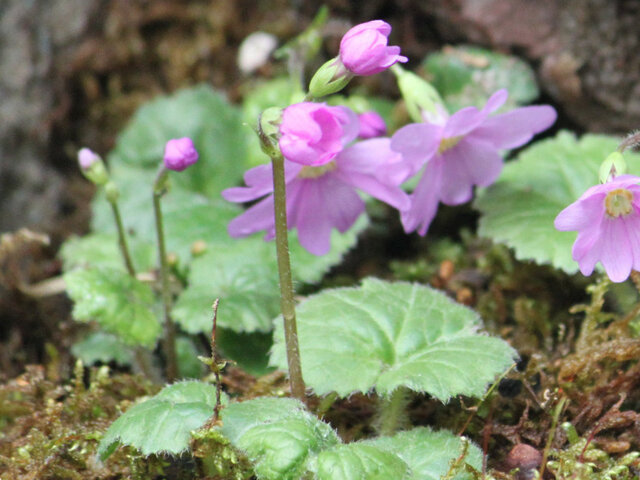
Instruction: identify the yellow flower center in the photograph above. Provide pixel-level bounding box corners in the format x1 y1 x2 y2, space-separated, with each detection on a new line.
438 136 461 154
297 161 337 179
605 188 633 218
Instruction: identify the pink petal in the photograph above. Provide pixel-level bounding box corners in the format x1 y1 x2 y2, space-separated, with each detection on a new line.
443 106 485 138
438 139 503 205
294 180 333 255
401 158 443 235
600 217 633 282
227 196 275 238
622 210 640 271
318 175 365 232
390 123 441 171
469 105 557 150
336 170 410 210
554 193 606 231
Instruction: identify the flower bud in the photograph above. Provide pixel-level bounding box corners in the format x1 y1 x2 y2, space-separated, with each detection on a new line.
163 138 199 172
339 20 407 76
357 111 386 139
308 58 352 98
77 148 109 185
278 102 359 166
599 151 627 183
392 65 444 123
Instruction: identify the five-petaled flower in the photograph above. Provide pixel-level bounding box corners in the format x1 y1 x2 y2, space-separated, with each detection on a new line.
339 20 407 76
163 137 199 172
278 103 359 167
555 174 640 282
222 137 411 256
390 89 557 236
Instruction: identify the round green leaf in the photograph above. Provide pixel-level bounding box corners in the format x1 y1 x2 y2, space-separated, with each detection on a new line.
71 331 134 366
314 443 409 480
99 380 224 458
270 278 516 400
475 131 640 274
221 397 340 480
367 427 482 480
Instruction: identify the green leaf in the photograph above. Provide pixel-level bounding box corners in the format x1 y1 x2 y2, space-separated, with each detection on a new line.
424 45 539 112
475 131 640 274
176 336 205 379
99 380 223 458
216 329 274 376
367 428 482 480
172 239 281 334
313 443 409 480
64 267 161 348
109 85 247 197
270 278 516 400
221 397 340 480
59 233 155 273
71 331 134 366
172 217 368 335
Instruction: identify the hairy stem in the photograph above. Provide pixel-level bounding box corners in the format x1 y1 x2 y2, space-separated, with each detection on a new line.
153 168 178 382
108 201 136 277
271 152 306 402
378 387 410 437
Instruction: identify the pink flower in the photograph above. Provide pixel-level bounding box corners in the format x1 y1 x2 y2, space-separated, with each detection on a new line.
391 90 557 235
163 137 199 172
555 175 640 282
279 102 359 166
78 148 100 170
358 111 387 139
222 138 411 255
339 20 408 76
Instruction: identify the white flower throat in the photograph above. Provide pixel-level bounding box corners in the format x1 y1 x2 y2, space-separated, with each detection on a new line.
605 188 633 218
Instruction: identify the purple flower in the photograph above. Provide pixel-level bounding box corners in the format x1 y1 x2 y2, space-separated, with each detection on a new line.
391 90 557 235
358 111 387 139
555 175 640 282
279 102 359 166
222 138 411 255
163 137 199 172
339 20 408 76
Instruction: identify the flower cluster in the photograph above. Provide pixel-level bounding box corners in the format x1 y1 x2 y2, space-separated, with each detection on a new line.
223 19 557 256
555 175 640 282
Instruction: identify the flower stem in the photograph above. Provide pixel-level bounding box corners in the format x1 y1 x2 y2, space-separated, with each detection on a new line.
108 201 136 277
153 167 178 382
378 387 410 437
271 152 306 402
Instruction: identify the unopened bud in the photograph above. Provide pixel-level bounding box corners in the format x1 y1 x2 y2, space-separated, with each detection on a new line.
78 148 109 185
392 65 444 123
599 151 627 183
104 181 120 203
308 58 352 99
190 240 207 256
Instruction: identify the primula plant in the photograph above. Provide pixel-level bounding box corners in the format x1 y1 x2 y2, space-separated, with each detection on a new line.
7 8 640 480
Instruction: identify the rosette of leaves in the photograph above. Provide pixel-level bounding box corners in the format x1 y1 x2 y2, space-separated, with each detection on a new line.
221 397 482 480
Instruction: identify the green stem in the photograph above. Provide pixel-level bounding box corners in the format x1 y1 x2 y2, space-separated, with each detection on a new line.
108 201 136 277
378 387 410 437
153 167 178 382
271 151 306 402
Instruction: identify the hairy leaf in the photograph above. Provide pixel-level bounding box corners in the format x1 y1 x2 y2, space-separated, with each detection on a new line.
71 331 134 366
313 443 409 480
221 397 339 480
99 381 224 458
271 278 516 399
65 267 161 348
